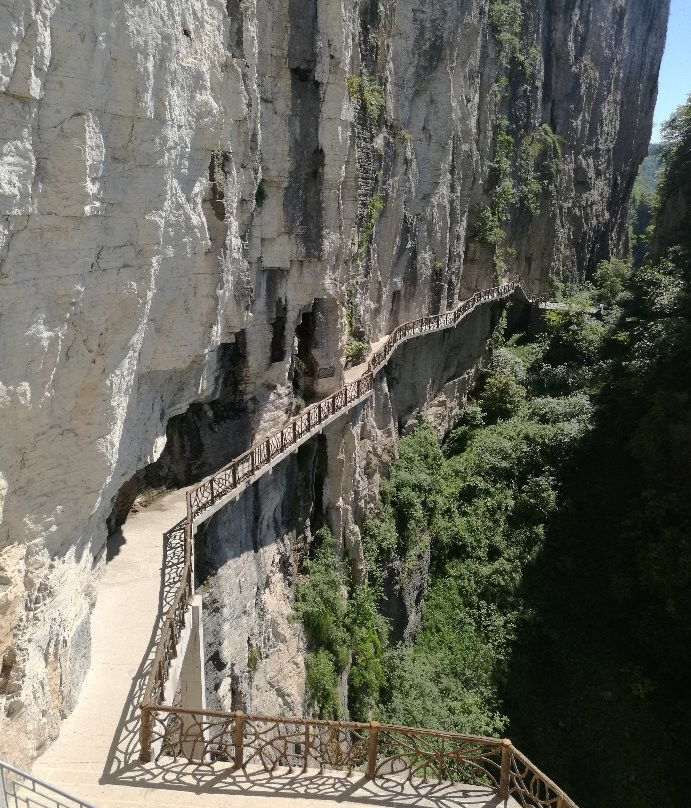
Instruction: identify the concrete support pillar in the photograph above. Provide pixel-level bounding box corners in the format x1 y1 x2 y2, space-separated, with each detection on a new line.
155 595 206 762
179 596 206 761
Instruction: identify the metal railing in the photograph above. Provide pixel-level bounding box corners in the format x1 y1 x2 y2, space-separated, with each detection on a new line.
0 761 97 808
187 282 519 524
137 281 580 807
139 707 577 807
141 281 520 711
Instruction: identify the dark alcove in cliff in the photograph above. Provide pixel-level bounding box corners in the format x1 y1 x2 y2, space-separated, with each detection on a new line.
106 333 251 539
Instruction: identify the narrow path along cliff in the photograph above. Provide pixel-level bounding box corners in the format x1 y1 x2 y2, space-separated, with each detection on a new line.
33 286 530 808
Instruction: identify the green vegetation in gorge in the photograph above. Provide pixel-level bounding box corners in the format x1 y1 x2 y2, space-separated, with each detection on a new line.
295 527 386 720
364 243 689 805
369 328 595 738
295 97 691 808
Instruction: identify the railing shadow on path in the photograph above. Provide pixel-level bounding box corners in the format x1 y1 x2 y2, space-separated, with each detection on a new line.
99 517 187 781
105 758 507 808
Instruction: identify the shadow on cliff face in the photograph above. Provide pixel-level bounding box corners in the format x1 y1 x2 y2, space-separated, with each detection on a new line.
106 334 251 540
284 0 323 259
198 434 329 712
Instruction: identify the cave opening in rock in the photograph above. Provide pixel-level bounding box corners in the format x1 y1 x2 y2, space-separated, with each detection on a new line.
292 306 319 401
270 299 288 363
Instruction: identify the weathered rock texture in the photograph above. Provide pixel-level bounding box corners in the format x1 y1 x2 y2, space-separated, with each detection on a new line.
201 302 502 712
0 0 667 762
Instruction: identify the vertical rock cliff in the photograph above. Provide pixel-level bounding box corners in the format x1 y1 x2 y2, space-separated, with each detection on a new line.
0 0 668 762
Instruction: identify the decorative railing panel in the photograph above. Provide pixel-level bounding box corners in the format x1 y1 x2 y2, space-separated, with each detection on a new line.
508 749 574 808
372 726 502 787
141 707 577 806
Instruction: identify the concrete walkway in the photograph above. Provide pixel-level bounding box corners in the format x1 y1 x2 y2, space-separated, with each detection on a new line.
33 491 518 808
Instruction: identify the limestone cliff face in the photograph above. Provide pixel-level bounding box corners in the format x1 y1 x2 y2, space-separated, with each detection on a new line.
200 302 503 714
0 0 667 761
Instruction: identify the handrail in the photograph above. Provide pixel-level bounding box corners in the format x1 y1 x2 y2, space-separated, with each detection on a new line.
140 281 522 709
139 705 578 807
136 281 582 808
1 759 98 808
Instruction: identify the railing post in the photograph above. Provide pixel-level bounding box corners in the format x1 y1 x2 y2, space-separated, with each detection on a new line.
303 723 310 772
265 437 271 461
232 463 237 488
293 421 297 442
233 711 244 768
366 720 379 779
499 738 511 799
0 765 7 808
140 703 153 763
209 477 215 504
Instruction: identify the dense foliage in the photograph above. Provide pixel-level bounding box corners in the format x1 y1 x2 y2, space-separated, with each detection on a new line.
295 527 386 720
296 99 691 807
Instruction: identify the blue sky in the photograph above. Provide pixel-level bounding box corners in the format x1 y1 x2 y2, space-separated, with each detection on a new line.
652 0 691 141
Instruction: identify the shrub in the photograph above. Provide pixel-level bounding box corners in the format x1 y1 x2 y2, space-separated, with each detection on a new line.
488 0 523 65
593 257 632 306
345 339 369 365
347 585 387 720
346 72 386 120
474 205 505 245
479 373 527 422
295 528 350 669
357 193 385 256
293 396 305 414
543 310 605 367
305 650 342 718
528 393 593 425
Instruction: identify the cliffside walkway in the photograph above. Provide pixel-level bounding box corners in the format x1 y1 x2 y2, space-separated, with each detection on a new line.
35 282 577 808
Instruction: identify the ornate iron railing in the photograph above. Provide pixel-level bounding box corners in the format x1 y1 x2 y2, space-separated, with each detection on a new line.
138 281 579 807
139 707 577 807
0 760 97 808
